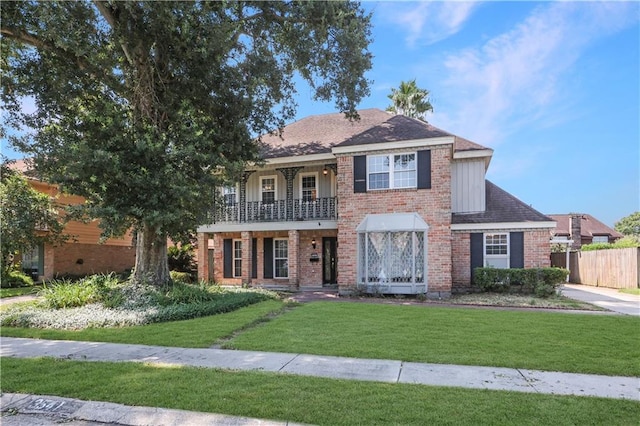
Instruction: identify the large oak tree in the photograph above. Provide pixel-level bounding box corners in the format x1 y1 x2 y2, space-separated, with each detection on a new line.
1 1 372 286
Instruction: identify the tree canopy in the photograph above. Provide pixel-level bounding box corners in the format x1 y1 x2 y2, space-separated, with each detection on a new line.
614 212 640 237
0 165 66 274
1 1 373 286
386 79 433 121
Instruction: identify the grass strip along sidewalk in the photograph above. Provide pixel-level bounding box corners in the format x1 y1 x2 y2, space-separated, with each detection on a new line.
2 357 639 426
2 301 639 376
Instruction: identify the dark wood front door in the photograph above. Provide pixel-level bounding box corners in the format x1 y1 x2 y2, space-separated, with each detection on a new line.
322 237 337 285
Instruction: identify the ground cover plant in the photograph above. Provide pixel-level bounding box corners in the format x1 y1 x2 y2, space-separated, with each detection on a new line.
0 273 279 330
2 358 638 426
226 302 640 377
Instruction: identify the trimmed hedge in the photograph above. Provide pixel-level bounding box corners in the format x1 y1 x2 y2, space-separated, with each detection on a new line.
473 267 568 298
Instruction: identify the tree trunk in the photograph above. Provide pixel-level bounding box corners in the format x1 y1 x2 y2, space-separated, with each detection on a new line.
132 223 170 287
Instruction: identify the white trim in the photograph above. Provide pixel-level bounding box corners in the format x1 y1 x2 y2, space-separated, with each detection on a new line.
483 232 509 268
453 149 494 160
232 239 242 278
252 153 335 166
332 136 454 155
367 152 417 190
260 175 277 204
197 220 338 233
451 221 556 231
299 172 318 201
273 238 289 279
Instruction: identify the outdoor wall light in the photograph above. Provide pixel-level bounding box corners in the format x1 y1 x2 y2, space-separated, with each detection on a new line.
311 238 317 249
323 167 328 176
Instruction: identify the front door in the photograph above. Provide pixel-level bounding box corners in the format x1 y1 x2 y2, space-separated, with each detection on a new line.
322 237 337 285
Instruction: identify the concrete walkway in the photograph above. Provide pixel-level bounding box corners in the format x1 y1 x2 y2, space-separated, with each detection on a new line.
560 284 640 316
2 337 638 402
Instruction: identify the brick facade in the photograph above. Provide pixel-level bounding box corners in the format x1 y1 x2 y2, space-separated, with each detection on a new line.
43 243 135 280
451 232 471 293
336 145 453 297
525 229 552 268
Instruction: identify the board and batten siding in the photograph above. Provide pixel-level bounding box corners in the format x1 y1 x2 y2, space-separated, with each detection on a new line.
451 160 485 213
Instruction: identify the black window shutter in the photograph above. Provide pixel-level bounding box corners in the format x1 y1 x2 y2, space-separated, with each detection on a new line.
251 238 258 279
510 232 524 268
470 233 484 282
223 239 233 278
353 155 367 193
263 238 274 279
417 150 431 189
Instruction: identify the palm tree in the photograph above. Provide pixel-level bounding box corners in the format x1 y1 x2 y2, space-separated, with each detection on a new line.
386 80 433 121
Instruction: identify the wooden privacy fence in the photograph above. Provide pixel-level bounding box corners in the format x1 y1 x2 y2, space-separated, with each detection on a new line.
552 248 639 289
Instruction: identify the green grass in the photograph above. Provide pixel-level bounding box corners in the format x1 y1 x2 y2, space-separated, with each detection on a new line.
0 286 40 298
2 357 638 426
620 288 640 296
0 300 285 347
226 302 640 376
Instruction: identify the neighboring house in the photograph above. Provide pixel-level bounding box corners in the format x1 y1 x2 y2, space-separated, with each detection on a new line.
8 160 135 281
548 213 623 249
196 109 555 297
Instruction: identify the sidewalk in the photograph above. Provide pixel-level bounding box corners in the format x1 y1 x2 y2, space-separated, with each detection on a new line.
1 392 301 426
560 284 640 316
2 337 638 401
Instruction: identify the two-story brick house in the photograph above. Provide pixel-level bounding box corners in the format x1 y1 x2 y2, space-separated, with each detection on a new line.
197 108 554 297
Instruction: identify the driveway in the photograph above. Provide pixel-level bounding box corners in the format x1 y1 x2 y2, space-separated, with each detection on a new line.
561 284 640 316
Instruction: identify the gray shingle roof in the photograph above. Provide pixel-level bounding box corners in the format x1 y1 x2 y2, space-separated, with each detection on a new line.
259 108 488 159
452 181 553 224
548 214 623 238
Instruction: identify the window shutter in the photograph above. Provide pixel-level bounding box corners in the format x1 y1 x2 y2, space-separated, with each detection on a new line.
470 233 484 282
251 238 258 279
510 232 524 268
263 237 274 279
223 239 233 278
353 155 367 193
417 150 431 189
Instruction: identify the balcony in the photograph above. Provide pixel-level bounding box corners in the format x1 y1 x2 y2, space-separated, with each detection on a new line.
211 197 337 224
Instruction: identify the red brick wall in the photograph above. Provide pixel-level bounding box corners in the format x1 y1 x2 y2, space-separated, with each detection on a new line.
47 243 135 279
336 145 453 297
525 229 552 268
451 232 471 292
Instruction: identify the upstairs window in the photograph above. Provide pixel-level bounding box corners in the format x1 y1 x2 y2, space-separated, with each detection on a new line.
261 176 276 204
367 153 416 190
223 185 237 206
300 173 317 201
592 236 609 243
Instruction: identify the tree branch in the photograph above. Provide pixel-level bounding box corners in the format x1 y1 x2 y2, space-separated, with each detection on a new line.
93 0 133 65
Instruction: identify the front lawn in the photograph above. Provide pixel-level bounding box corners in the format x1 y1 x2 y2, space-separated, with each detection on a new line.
0 286 40 299
2 357 638 426
226 302 640 377
0 299 285 347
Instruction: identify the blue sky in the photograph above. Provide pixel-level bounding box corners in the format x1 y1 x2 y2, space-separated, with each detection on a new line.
295 1 640 227
2 1 638 227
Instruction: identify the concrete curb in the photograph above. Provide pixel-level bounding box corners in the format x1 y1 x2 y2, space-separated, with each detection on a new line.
0 393 306 426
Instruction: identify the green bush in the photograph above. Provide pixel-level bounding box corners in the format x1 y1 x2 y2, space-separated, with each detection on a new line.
1 270 35 288
153 282 223 306
168 244 196 273
170 270 193 284
39 273 122 309
582 237 639 251
473 267 568 298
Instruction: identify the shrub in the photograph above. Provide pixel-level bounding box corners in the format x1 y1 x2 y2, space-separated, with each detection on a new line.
168 244 196 273
170 270 193 284
473 267 568 298
582 237 640 251
1 270 34 288
39 273 122 309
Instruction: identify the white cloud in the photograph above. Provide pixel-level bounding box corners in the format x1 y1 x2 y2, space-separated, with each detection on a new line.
429 1 639 147
379 1 479 47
